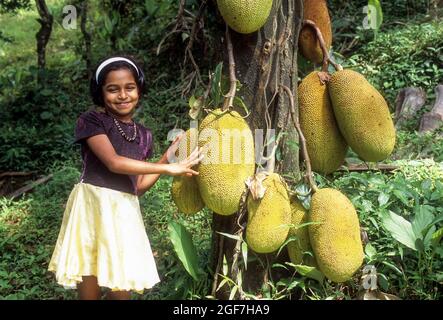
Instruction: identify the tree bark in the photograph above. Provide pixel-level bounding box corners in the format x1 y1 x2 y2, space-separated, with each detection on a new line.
35 0 53 76
211 0 303 299
79 0 93 79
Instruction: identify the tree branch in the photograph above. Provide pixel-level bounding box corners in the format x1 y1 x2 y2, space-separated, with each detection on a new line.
303 19 341 73
222 25 237 111
281 85 318 193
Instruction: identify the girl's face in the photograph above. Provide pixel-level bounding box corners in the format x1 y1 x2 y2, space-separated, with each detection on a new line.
102 68 139 121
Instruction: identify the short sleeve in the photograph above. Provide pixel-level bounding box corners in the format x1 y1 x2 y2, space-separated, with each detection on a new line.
74 111 106 144
145 129 154 159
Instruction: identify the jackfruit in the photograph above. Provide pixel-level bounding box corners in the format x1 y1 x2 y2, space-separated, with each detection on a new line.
246 173 291 253
197 109 255 215
287 197 316 266
328 69 396 162
309 188 364 283
216 0 273 34
299 0 332 64
298 72 348 174
171 128 205 214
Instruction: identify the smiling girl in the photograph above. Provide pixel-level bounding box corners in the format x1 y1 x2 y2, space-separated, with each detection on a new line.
48 56 203 300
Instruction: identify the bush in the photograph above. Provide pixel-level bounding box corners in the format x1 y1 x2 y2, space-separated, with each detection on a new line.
318 160 443 299
344 21 443 106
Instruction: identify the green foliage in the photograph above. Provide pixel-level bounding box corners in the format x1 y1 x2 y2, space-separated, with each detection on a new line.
168 221 202 281
315 160 443 299
0 65 88 172
328 0 432 55
136 175 212 300
344 21 443 105
0 0 31 14
0 163 80 299
394 129 443 162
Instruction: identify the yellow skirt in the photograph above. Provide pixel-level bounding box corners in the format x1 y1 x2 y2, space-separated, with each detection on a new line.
48 182 160 293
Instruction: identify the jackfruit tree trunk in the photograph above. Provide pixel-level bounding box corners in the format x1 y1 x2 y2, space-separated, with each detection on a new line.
211 0 303 299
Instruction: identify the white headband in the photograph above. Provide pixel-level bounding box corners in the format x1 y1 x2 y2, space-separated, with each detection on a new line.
95 57 139 83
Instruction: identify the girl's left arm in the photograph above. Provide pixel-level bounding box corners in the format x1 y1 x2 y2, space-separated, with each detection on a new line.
136 133 185 196
136 153 169 196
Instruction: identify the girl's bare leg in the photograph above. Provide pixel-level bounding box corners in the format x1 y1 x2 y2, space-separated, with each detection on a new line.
106 290 131 300
77 276 102 300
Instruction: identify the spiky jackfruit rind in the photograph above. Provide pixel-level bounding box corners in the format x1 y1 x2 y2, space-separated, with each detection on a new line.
197 109 255 216
299 0 332 64
216 0 273 34
171 176 205 214
287 198 317 266
328 69 396 162
171 128 205 214
309 188 364 283
298 72 348 174
246 173 291 253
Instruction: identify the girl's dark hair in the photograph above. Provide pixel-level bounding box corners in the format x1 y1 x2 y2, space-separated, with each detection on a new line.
89 55 146 107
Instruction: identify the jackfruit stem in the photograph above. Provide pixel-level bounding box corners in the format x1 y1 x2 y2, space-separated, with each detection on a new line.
302 19 341 73
281 85 319 193
223 25 237 111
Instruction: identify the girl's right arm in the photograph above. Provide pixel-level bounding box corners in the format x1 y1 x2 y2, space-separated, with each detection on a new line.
85 134 202 176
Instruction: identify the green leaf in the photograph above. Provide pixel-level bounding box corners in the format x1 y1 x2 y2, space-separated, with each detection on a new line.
181 32 189 42
431 228 443 248
429 214 443 229
378 192 390 206
412 206 435 240
381 261 403 276
293 264 324 283
40 89 52 96
241 241 248 271
380 210 417 251
217 278 228 292
368 0 383 30
229 285 238 300
393 189 410 206
365 243 377 260
188 95 204 120
378 273 389 291
217 231 241 241
222 255 228 276
103 15 113 34
168 221 201 281
422 214 443 244
211 62 223 107
233 96 249 117
369 217 379 230
40 111 53 120
277 235 297 256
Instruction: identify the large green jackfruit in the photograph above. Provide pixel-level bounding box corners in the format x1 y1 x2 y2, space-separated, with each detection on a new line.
171 128 205 214
287 197 316 266
197 109 255 215
309 188 364 283
299 72 348 174
246 173 291 253
216 0 273 34
328 69 396 162
299 0 332 64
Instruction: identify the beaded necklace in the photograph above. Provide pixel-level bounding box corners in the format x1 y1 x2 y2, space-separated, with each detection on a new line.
112 117 137 142
104 109 137 142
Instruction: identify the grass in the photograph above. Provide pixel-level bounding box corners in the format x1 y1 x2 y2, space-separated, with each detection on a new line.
0 0 81 71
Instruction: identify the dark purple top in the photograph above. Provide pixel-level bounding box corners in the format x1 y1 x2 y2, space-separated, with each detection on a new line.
74 109 154 195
